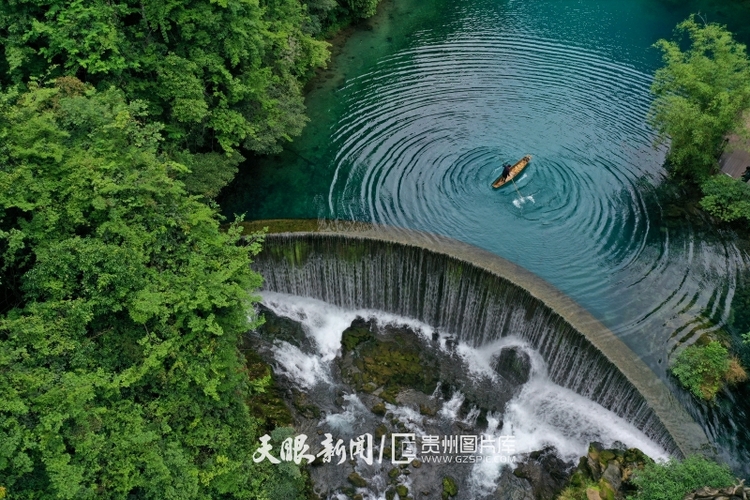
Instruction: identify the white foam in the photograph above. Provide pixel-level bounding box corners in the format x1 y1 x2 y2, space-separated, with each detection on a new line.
454 336 546 380
438 392 465 421
467 374 669 495
324 394 370 435
262 291 436 361
262 292 356 360
258 293 670 496
503 378 669 461
385 403 426 435
272 341 331 389
512 195 535 208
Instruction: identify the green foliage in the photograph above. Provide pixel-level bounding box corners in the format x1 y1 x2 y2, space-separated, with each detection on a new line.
0 81 309 499
173 151 243 199
650 16 750 181
344 0 379 18
671 341 732 400
699 175 750 222
630 455 734 500
0 0 330 165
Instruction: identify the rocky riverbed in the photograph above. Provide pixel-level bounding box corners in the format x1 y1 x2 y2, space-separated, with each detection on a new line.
245 298 667 499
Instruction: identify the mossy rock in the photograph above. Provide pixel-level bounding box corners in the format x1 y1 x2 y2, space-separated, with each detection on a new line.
361 381 378 393
442 476 458 498
371 402 387 415
588 443 602 460
396 485 409 497
599 450 616 463
388 467 400 479
341 324 375 352
623 448 650 465
380 387 399 404
243 349 293 430
570 468 589 488
348 472 368 488
385 489 396 500
419 404 436 416
292 391 321 419
375 423 388 438
340 321 441 407
597 479 615 500
254 304 309 347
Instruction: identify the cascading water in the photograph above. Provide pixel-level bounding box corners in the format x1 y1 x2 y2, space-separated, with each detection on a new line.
252 231 709 458
257 291 670 498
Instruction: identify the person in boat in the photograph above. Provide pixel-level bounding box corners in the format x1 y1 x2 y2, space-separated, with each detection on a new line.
501 163 512 181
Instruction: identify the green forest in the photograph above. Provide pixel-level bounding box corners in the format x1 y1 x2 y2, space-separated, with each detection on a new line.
0 0 379 497
2 0 750 499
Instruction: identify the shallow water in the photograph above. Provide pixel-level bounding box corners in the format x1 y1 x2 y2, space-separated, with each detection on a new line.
221 0 750 471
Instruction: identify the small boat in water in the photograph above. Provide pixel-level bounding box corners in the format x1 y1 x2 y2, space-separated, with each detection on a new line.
492 155 532 189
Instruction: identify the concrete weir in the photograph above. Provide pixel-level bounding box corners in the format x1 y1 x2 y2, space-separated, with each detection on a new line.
248 220 709 458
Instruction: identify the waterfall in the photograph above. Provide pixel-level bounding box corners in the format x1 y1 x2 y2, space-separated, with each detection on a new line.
253 231 710 458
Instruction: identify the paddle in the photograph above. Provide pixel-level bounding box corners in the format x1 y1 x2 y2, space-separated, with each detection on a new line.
498 158 524 200
505 166 524 200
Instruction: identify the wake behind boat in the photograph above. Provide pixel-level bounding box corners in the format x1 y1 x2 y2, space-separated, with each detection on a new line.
492 155 532 188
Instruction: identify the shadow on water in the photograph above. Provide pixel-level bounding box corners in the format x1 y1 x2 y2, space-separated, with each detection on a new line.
630 178 750 474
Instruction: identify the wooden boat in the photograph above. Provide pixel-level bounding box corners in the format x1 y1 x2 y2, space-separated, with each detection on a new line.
492 155 532 189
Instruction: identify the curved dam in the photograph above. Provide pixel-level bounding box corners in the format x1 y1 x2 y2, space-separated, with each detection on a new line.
249 221 709 458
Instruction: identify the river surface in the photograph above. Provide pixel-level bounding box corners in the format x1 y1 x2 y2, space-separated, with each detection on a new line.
220 0 750 472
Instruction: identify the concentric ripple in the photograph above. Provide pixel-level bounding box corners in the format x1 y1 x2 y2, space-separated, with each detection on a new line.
325 27 681 341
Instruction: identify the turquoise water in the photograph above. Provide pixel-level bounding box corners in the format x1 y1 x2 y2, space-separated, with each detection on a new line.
220 0 750 470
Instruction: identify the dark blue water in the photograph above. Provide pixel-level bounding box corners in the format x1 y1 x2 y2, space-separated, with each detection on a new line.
221 0 750 472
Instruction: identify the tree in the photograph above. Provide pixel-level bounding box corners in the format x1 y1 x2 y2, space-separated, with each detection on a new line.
0 0 329 195
650 16 750 181
699 174 750 222
0 80 305 498
630 455 734 500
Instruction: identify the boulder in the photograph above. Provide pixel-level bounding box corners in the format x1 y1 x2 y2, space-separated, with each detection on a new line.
494 468 535 500
602 461 622 492
254 304 313 350
491 347 532 387
587 488 603 500
513 447 573 500
347 472 367 488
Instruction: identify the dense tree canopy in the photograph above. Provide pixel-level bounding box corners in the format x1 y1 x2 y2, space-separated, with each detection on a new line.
0 0 330 196
650 15 750 181
1 0 330 152
0 80 305 498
